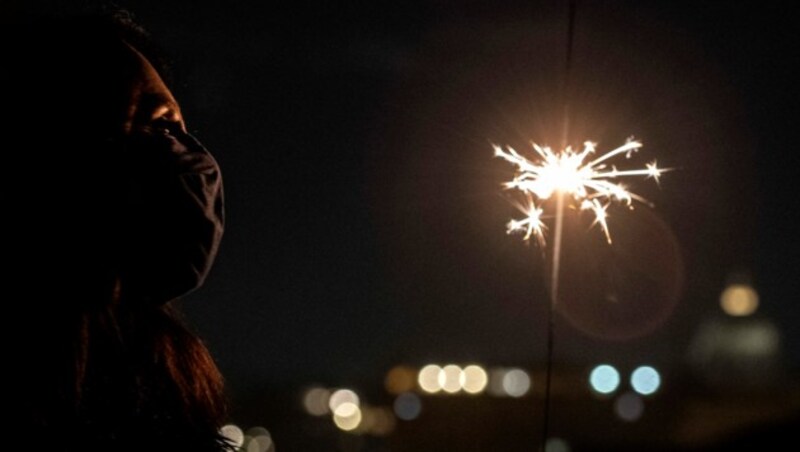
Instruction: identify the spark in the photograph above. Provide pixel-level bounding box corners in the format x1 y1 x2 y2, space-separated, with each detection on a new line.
494 138 667 244
508 194 547 248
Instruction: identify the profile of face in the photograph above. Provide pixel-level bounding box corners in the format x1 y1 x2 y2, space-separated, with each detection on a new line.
20 31 226 304
116 42 184 136
108 42 225 303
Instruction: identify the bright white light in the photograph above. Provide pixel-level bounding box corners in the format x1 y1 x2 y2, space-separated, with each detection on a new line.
393 392 422 420
441 364 464 393
614 392 644 422
418 364 444 393
220 424 244 449
590 364 620 394
334 402 359 417
302 386 331 416
333 402 362 431
461 364 488 394
495 139 668 245
329 389 359 412
630 366 661 396
502 368 531 397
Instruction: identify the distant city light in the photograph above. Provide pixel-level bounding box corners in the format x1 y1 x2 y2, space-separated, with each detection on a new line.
630 366 661 395
302 386 331 416
590 364 620 394
245 427 274 452
246 435 273 452
720 284 759 316
488 368 508 396
366 407 397 436
394 392 423 420
385 365 417 395
502 368 531 397
461 364 488 394
545 437 571 452
441 364 464 393
614 392 644 422
356 405 377 434
688 318 782 388
333 402 363 431
329 389 360 412
220 424 244 449
246 427 271 437
418 364 444 393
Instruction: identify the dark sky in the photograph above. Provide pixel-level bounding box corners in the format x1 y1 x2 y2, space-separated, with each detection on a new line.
20 0 799 405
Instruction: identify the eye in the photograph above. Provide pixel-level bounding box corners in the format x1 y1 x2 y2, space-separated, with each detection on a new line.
133 92 184 134
149 105 184 134
152 115 181 133
151 104 180 123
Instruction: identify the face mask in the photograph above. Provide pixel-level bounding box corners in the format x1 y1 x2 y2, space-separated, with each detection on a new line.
117 129 224 304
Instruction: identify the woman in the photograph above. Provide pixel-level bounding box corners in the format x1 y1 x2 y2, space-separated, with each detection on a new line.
7 11 230 451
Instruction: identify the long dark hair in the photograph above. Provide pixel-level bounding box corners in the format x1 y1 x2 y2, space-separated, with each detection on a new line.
6 11 229 450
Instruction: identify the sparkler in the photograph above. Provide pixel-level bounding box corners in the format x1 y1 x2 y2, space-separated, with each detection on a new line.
494 138 665 245
494 137 668 450
493 2 670 448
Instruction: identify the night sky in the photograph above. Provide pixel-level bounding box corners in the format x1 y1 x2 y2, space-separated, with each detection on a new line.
17 0 799 433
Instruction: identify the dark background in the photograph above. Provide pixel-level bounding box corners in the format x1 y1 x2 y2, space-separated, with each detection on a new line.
13 1 799 450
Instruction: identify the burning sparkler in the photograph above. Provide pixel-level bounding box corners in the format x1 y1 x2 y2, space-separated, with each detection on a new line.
494 138 666 245
494 137 669 450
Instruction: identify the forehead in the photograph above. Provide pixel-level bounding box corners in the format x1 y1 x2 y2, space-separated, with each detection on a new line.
116 42 174 100
123 42 163 83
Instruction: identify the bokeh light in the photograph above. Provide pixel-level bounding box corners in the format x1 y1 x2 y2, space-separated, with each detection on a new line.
545 437 571 452
302 386 331 416
720 284 759 317
385 365 417 395
333 402 363 431
614 392 644 422
329 389 360 412
440 364 464 393
461 364 488 394
246 427 270 437
630 366 661 395
245 427 274 452
502 368 531 397
220 424 244 449
590 364 620 394
394 392 423 420
733 321 781 356
418 364 444 393
488 368 508 396
356 406 377 434
688 318 782 388
367 407 396 436
246 435 273 452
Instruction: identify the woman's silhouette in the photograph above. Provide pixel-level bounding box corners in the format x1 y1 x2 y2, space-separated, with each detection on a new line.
6 11 230 451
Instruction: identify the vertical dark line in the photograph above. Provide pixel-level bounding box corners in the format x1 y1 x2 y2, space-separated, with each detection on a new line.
543 2 577 451
560 0 577 149
541 204 558 451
